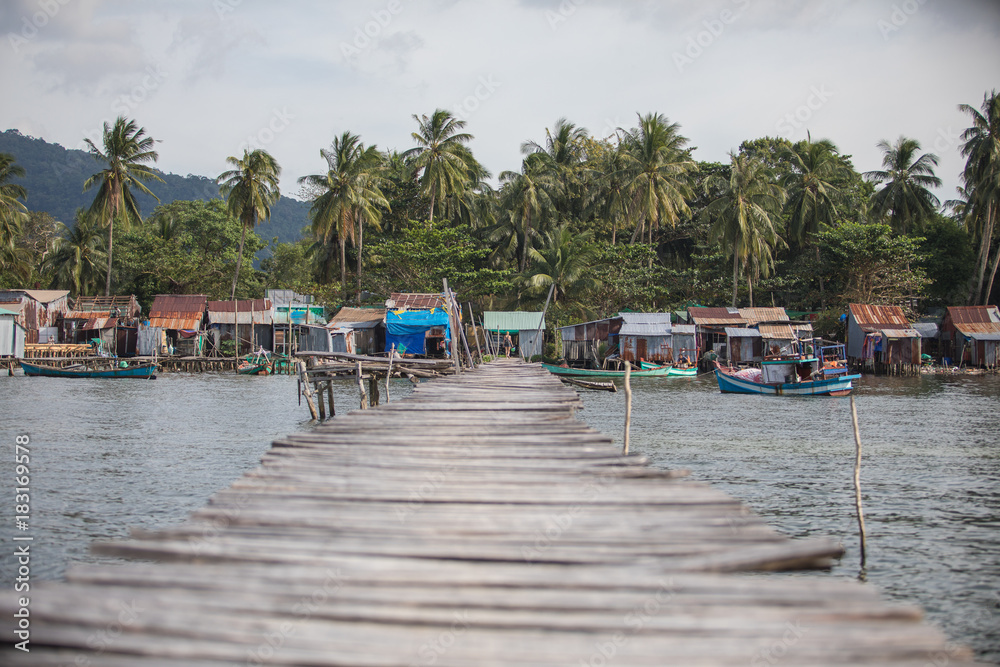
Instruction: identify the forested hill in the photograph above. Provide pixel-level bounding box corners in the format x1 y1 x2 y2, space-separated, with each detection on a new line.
0 129 309 243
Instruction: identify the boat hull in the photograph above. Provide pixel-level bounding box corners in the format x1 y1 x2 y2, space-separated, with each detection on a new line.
20 361 157 378
714 369 860 396
666 366 697 376
541 362 671 378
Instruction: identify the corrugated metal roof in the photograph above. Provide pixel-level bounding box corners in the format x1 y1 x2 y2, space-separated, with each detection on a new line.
725 327 762 337
688 306 746 326
913 322 939 338
953 321 1000 337
947 305 1000 324
206 299 273 325
672 324 696 335
483 311 546 332
879 328 920 338
387 292 448 310
66 295 140 319
266 289 313 307
738 308 789 325
619 323 671 336
149 294 207 330
331 307 387 324
80 317 117 330
619 312 672 324
966 331 1000 341
0 289 70 304
758 324 796 339
0 307 20 316
849 303 911 331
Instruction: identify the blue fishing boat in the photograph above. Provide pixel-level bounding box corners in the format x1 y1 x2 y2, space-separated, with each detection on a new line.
20 359 157 379
713 357 859 396
541 362 672 378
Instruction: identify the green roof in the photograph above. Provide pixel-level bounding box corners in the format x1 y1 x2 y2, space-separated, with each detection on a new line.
483 311 546 332
0 307 19 316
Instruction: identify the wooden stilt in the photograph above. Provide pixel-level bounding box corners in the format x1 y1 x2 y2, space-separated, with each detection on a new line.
623 364 632 455
357 361 368 410
327 380 335 417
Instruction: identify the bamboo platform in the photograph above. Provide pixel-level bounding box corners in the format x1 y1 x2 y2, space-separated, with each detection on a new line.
2 359 982 665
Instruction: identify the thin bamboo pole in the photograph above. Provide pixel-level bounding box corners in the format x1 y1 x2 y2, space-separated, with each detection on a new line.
357 361 368 409
850 395 867 573
622 364 632 455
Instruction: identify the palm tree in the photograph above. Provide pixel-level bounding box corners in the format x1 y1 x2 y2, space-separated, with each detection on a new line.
781 136 852 245
83 116 162 295
618 113 695 245
403 109 478 221
521 118 590 219
217 149 281 300
498 152 559 271
781 136 853 307
519 226 599 306
701 152 787 307
0 153 28 269
44 210 107 296
298 132 388 302
864 136 941 236
958 89 1000 304
589 142 631 245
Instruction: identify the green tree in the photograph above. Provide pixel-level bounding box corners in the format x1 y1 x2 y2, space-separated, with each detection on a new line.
815 221 928 309
115 200 265 305
958 89 1000 305
498 152 559 271
919 215 975 307
44 210 107 296
217 148 281 299
521 118 590 221
518 226 599 308
403 109 478 222
298 132 388 303
864 136 941 235
619 113 695 245
261 239 314 289
0 153 28 270
590 242 669 314
83 116 163 295
701 153 786 307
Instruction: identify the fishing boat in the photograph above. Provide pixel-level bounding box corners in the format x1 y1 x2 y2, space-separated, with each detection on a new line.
639 360 697 376
237 353 273 375
557 376 618 392
541 362 672 378
713 356 860 396
20 359 157 379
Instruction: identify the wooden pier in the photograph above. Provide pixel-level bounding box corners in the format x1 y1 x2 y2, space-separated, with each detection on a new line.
3 360 983 665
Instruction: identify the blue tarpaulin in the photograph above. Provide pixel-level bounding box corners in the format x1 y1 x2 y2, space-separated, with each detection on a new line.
385 309 450 355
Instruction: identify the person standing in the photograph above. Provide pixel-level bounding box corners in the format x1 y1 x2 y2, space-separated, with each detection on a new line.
503 332 513 358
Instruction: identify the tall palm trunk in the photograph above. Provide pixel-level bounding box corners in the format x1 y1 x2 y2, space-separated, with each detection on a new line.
428 192 436 222
971 200 994 304
231 221 248 300
983 237 1000 305
356 212 363 306
104 182 121 296
339 236 347 299
731 252 739 307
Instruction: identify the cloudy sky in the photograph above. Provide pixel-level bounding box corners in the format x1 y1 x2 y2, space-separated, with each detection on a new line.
2 0 998 202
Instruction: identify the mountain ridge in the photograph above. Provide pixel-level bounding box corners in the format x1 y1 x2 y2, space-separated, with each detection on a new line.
0 128 309 244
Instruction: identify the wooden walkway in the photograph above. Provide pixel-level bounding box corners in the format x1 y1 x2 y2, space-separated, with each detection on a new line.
4 360 982 665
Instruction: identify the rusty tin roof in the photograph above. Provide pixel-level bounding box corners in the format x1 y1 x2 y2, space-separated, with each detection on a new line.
688 307 746 326
206 299 273 325
149 294 207 330
387 293 448 310
849 304 912 331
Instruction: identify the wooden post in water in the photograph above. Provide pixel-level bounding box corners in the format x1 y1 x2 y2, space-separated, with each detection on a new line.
385 344 395 403
370 374 380 406
357 361 368 409
327 380 335 417
623 364 632 455
443 279 460 374
317 382 326 420
297 360 318 420
850 395 868 571
467 303 482 364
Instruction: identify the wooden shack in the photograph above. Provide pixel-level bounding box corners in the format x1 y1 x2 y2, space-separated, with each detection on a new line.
62 295 142 356
384 293 454 357
327 307 386 355
0 289 70 343
206 299 274 355
616 313 673 363
267 289 327 355
687 306 746 359
0 307 26 358
725 327 763 365
940 305 1000 368
558 316 623 368
483 311 546 359
148 294 208 356
846 303 921 375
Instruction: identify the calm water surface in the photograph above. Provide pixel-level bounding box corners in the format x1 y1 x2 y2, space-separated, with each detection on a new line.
576 371 1000 664
0 369 997 662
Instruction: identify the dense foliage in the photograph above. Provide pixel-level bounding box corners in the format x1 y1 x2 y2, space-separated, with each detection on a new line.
2 91 998 325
